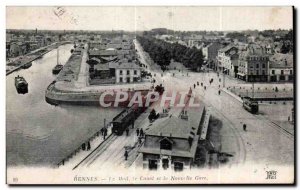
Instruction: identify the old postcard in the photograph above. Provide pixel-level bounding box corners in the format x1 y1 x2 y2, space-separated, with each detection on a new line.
6 6 294 184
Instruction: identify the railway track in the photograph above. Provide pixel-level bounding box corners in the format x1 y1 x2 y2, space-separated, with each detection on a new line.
72 105 156 170
72 134 117 170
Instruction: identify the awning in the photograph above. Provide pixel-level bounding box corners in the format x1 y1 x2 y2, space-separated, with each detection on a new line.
237 73 245 76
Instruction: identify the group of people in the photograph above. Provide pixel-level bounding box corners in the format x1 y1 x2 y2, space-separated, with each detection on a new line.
124 128 145 161
81 141 91 151
136 128 144 137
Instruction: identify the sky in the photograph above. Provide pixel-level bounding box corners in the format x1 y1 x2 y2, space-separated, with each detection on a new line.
6 6 293 31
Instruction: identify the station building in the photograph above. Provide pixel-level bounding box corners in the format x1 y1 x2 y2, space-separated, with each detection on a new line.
139 104 210 171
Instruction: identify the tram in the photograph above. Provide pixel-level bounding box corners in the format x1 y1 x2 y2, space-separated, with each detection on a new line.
242 96 259 114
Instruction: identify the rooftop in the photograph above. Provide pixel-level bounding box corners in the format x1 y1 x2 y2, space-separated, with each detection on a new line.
269 53 293 68
145 104 205 139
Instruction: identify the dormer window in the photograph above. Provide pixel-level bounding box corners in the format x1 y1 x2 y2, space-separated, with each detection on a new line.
159 137 173 150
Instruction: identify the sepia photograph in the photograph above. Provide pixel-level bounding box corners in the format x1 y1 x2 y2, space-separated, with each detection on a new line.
5 5 295 184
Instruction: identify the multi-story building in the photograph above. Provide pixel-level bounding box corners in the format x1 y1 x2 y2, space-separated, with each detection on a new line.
139 105 210 171
268 53 293 82
217 45 239 77
202 42 223 70
115 60 141 83
237 44 269 82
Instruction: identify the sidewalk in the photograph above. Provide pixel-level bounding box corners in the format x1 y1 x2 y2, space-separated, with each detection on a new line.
221 88 243 103
74 44 89 89
58 125 113 170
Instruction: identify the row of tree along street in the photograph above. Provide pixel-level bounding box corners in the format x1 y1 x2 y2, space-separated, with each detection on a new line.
137 35 204 71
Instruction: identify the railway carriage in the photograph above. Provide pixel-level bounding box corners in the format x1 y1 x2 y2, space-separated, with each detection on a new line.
111 104 146 135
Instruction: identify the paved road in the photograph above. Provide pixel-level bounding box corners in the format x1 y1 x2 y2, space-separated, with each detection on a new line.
190 72 294 166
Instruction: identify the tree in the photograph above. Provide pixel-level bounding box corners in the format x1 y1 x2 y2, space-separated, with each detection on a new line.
148 109 157 121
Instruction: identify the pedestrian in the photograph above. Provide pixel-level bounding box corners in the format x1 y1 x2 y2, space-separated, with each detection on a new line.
103 128 107 140
138 136 142 145
124 150 128 161
100 128 104 136
288 116 290 121
125 128 129 136
194 84 196 89
243 124 247 131
140 128 144 137
218 90 221 95
87 141 91 151
136 128 140 136
197 81 199 86
81 143 86 151
204 86 206 90
201 82 203 86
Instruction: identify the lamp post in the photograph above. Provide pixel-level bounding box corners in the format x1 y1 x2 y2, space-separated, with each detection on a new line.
223 69 226 88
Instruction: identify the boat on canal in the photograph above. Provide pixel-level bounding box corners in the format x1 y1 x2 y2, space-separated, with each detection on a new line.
15 75 28 94
52 47 63 75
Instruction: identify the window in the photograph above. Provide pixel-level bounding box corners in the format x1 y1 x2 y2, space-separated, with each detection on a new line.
272 70 275 75
127 70 130 75
256 64 259 68
148 160 158 170
256 70 259 75
174 162 184 171
120 70 123 75
134 70 137 75
262 70 265 75
119 77 123 82
262 63 265 68
290 70 293 75
281 70 284 75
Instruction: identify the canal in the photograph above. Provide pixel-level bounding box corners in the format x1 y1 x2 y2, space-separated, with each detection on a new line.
6 44 122 166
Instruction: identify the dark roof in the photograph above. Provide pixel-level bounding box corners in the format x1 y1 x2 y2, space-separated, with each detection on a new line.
218 45 237 53
89 57 101 63
114 60 141 69
89 49 118 56
269 53 293 68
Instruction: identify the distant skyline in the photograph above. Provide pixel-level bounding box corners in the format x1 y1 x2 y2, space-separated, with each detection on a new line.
6 6 293 31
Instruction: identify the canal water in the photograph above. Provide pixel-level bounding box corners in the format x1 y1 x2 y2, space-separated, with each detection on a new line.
6 44 122 166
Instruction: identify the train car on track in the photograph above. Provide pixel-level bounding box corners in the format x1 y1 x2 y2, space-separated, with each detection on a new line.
111 104 147 135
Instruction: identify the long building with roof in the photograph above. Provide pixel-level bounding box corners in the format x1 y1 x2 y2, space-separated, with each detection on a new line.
139 103 211 171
